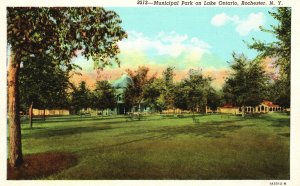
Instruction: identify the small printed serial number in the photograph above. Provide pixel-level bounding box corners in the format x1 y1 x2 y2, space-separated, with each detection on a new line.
270 182 287 185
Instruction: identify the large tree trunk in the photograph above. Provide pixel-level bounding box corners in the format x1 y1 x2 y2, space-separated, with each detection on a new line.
29 102 33 128
8 51 23 167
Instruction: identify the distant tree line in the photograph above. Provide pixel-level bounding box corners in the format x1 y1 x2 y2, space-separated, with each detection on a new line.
20 8 291 120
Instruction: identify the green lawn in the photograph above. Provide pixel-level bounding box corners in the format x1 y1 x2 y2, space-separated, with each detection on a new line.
18 112 290 179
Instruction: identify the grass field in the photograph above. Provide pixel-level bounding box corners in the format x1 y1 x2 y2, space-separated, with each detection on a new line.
16 112 289 179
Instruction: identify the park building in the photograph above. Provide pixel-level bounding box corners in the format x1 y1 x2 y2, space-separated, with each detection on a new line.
32 109 70 116
112 73 150 115
84 73 149 116
112 73 132 115
217 100 285 115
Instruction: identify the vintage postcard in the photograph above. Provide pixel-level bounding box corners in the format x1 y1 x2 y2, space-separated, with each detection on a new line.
1 0 300 186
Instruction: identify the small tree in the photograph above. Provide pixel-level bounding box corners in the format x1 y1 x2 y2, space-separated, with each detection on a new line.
124 66 155 113
91 80 116 116
70 81 91 114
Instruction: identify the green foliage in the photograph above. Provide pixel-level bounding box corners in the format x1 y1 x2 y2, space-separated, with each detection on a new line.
223 53 268 108
70 81 91 114
7 7 127 68
247 7 290 107
247 8 291 78
7 7 126 166
143 78 164 112
91 80 117 111
19 56 70 112
174 69 212 113
161 66 176 110
207 89 222 111
265 79 290 108
124 66 156 111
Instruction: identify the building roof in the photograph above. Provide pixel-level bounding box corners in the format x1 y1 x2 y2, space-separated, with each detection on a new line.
221 100 280 108
261 100 279 107
112 74 132 89
222 103 234 108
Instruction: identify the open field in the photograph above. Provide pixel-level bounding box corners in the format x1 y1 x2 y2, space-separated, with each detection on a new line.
12 112 289 179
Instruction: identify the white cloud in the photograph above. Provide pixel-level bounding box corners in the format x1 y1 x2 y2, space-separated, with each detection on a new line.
211 13 229 26
119 31 211 56
118 31 211 69
211 13 239 27
211 12 264 36
235 13 264 36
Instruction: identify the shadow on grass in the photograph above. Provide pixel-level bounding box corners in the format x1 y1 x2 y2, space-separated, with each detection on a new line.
77 122 244 154
27 116 122 124
151 123 244 139
22 125 121 139
22 127 46 130
22 115 166 126
260 115 290 127
270 119 290 127
278 133 290 137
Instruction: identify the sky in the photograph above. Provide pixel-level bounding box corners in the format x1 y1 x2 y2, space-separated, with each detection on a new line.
72 7 278 88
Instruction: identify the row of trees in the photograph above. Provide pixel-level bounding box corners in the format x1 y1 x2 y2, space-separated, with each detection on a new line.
121 8 291 117
30 65 218 118
124 66 219 115
70 81 116 114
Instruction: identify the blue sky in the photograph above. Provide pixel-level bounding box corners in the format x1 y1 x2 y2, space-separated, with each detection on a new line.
73 7 278 87
109 7 276 68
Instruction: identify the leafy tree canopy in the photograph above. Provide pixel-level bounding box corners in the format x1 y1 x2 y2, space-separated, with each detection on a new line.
7 7 127 68
91 80 117 111
223 53 268 109
247 7 291 80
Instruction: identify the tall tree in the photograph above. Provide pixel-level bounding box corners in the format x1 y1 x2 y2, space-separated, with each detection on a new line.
161 66 176 112
174 69 212 115
247 7 291 107
222 53 268 117
19 55 70 127
91 80 116 116
143 78 163 112
7 7 126 167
